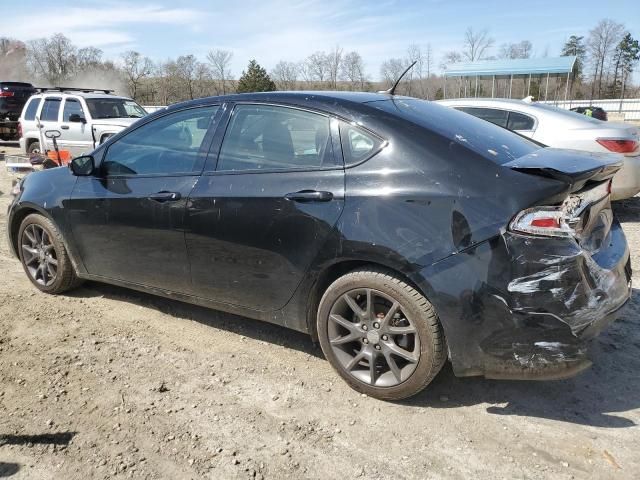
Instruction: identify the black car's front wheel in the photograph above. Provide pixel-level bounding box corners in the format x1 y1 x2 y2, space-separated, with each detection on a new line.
317 268 446 401
18 213 82 294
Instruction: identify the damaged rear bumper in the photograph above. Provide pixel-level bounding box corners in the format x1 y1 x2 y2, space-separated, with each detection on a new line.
420 219 631 380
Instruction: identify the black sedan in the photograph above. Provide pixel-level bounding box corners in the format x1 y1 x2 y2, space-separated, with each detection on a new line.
7 92 631 400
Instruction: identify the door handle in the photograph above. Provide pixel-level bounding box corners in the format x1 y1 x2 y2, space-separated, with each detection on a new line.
149 191 182 203
61 125 69 130
284 190 333 202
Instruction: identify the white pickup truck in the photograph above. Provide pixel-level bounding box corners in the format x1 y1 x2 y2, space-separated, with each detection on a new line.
18 88 147 157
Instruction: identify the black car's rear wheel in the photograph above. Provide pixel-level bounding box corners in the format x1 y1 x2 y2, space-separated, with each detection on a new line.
317 268 446 401
18 214 82 294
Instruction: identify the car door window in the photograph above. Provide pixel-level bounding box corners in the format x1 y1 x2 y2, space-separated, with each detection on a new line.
40 98 61 121
102 106 218 176
62 99 85 121
23 97 42 121
217 104 336 171
339 123 384 165
457 107 508 128
507 111 535 131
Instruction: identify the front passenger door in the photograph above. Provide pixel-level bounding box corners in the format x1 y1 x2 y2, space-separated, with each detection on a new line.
67 105 219 292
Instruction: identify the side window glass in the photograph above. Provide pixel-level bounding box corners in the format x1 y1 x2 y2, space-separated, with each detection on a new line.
62 99 85 122
24 98 42 121
217 105 335 171
102 106 218 176
458 107 508 128
40 98 61 121
339 123 383 165
507 111 535 131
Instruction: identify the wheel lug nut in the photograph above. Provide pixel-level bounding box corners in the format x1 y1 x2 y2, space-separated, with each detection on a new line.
362 325 368 331
382 335 388 341
375 344 381 350
363 338 369 344
373 322 380 329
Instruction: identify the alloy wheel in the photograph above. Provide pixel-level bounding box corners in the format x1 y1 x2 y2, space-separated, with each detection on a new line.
21 224 58 286
327 288 420 387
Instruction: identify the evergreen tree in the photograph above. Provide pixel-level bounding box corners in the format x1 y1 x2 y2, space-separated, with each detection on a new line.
615 33 640 99
236 60 276 93
561 35 586 80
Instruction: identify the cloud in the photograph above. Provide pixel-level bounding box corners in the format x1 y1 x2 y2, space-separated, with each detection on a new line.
1 3 203 47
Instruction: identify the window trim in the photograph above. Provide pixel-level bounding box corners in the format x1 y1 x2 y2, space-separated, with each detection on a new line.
99 104 221 179
206 101 345 175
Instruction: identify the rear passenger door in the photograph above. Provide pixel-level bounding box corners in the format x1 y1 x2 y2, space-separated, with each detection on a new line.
58 97 91 156
185 103 345 311
38 97 63 149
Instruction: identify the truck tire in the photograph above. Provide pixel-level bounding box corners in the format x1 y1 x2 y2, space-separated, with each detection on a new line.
27 141 41 154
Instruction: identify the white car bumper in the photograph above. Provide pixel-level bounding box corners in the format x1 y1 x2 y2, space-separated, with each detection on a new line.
611 154 640 201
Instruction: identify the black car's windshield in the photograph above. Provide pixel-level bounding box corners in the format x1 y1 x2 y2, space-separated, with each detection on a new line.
85 98 147 119
372 98 541 165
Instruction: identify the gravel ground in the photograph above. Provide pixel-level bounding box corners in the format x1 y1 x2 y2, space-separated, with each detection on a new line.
1 143 639 479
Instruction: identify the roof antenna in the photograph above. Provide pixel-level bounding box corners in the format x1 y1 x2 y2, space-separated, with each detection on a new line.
379 61 417 95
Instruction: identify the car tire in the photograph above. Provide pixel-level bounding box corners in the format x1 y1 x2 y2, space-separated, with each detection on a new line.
317 267 446 401
27 141 40 154
18 213 83 294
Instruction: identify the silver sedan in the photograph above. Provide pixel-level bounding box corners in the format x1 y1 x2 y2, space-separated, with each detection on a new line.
437 98 640 200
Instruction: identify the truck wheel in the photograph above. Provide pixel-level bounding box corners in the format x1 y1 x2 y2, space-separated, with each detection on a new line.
18 213 83 294
27 141 41 154
317 268 446 401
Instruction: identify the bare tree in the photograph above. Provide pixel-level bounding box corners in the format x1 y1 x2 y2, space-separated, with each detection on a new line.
326 46 343 89
340 51 366 90
271 61 299 90
380 58 406 87
27 33 77 84
440 50 462 69
498 40 532 59
305 51 330 85
121 51 153 100
206 49 233 94
462 27 494 61
176 54 199 99
0 37 28 79
588 19 624 98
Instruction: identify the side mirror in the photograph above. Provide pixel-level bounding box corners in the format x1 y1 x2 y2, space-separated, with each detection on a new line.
69 155 95 176
69 114 87 124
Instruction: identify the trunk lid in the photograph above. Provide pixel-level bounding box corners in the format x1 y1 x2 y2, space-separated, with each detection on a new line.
503 147 622 193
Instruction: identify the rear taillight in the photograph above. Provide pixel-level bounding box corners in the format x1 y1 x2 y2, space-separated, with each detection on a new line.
0 91 15 97
17 121 22 138
596 138 638 153
510 180 611 238
510 207 575 237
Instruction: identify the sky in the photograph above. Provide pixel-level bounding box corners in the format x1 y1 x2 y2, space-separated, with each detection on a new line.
2 0 639 80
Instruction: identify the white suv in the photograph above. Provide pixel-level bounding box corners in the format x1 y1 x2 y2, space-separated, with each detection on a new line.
19 88 147 157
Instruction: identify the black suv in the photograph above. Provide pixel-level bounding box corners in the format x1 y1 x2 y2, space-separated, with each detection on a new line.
0 81 36 141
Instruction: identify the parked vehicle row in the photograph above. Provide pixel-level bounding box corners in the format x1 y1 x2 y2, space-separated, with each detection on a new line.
437 98 640 200
7 91 632 400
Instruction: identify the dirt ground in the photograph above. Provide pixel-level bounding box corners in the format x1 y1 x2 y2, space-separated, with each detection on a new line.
1 142 639 479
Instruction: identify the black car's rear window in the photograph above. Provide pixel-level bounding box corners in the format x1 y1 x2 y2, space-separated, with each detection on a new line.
371 98 540 165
